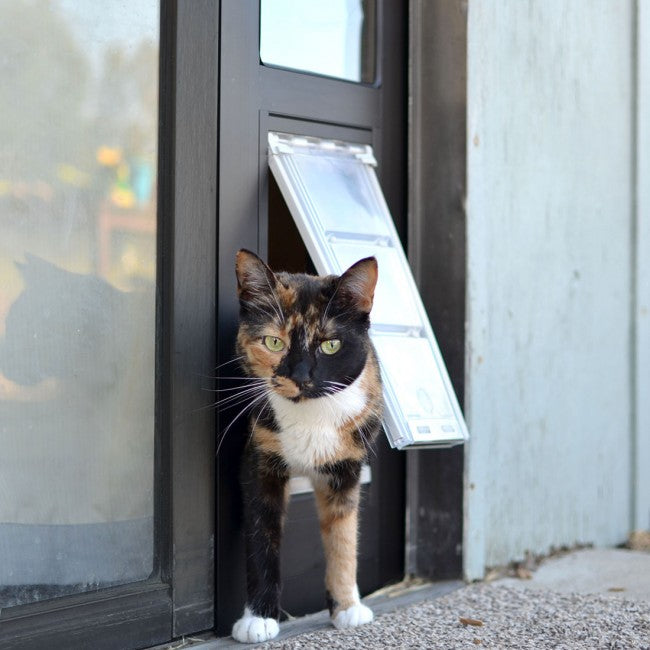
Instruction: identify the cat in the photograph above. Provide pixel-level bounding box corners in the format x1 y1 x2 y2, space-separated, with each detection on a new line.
230 249 383 644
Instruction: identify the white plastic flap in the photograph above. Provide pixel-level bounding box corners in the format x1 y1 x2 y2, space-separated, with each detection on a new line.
267 132 469 448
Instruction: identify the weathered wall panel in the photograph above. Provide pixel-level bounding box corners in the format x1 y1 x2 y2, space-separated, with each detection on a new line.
635 0 650 532
465 1 635 578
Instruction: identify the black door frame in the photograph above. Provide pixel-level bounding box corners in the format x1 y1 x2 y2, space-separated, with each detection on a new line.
0 2 219 647
406 0 467 581
216 0 407 636
164 0 219 637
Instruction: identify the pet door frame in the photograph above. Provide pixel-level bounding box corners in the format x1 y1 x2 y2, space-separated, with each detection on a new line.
268 131 469 449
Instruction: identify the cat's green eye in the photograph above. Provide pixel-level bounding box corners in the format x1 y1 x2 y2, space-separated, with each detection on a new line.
320 339 341 355
263 335 285 352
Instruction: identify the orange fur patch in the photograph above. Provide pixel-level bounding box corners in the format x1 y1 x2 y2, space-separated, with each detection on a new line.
271 375 300 399
253 425 283 457
313 481 361 612
336 354 383 456
276 283 297 313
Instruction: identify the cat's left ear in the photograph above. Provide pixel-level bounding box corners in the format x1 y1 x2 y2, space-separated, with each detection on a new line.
235 249 278 301
337 256 378 314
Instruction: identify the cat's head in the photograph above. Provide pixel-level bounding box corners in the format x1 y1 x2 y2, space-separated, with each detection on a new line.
235 249 378 401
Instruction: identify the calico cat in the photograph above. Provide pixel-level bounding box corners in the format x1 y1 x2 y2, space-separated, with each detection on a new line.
231 249 383 644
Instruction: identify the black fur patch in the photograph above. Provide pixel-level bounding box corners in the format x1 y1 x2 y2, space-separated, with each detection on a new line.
317 459 362 493
350 413 382 453
252 402 280 433
241 446 289 619
325 590 338 616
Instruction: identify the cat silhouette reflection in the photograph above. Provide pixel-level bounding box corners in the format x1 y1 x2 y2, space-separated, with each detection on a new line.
0 255 155 592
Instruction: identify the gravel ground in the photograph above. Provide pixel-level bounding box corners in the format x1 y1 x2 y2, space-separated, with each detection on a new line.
259 583 650 649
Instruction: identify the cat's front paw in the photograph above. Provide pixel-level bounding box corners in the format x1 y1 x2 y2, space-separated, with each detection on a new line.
332 602 374 629
232 608 280 644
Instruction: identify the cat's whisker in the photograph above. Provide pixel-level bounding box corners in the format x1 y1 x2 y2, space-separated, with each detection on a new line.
356 424 377 457
214 356 244 370
214 384 270 409
196 373 220 381
322 380 348 393
241 299 280 324
212 376 269 382
322 279 343 323
199 382 268 410
323 390 378 457
244 292 283 325
256 304 278 321
325 306 358 323
202 379 268 393
211 393 267 411
249 398 271 445
320 402 339 433
190 400 224 414
217 390 270 456
191 390 262 416
218 388 269 425
216 392 269 413
190 385 267 414
323 379 347 386
262 273 286 324
265 299 284 325
195 357 247 381
214 380 267 394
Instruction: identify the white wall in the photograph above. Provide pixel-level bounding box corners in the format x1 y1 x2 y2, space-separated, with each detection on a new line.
464 0 640 579
636 0 650 532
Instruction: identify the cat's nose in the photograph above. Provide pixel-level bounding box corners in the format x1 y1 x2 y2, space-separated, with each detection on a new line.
289 360 311 387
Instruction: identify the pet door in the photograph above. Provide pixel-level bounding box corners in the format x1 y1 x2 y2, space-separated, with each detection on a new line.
268 132 469 449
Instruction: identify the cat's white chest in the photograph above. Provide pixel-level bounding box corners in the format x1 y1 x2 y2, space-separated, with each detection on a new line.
268 378 367 470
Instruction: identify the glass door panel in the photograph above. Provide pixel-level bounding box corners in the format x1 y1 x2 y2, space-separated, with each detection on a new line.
260 0 376 83
0 0 159 608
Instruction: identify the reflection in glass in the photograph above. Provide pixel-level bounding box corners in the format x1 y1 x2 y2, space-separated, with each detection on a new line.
291 153 389 236
0 1 159 608
260 0 376 83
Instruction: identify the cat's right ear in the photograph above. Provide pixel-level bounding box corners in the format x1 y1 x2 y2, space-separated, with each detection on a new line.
235 249 278 301
336 256 378 314
14 254 59 282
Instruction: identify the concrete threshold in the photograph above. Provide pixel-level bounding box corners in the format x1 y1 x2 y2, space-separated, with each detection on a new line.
156 579 463 650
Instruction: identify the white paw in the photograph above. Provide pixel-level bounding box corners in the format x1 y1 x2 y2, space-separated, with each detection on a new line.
232 608 280 643
332 602 374 630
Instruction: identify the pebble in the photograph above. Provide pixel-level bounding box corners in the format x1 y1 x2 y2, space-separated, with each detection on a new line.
259 584 650 649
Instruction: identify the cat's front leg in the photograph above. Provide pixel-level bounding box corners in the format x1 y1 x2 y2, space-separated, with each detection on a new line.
232 447 289 644
313 460 374 630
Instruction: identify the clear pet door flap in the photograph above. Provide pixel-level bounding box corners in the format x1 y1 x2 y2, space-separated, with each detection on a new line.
267 132 469 449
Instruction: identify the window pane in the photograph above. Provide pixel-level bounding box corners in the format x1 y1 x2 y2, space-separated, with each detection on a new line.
260 0 376 83
0 1 159 608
